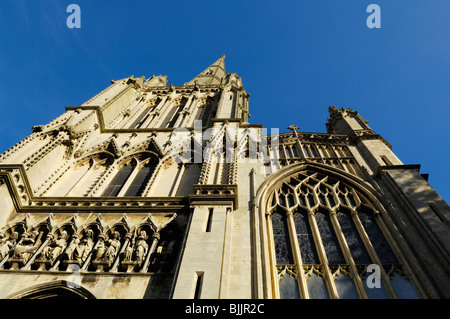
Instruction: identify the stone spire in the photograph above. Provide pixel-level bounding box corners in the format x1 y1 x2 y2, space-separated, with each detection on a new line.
185 55 226 86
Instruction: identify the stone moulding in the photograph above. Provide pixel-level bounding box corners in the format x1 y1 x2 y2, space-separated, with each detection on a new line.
0 164 188 213
189 184 238 209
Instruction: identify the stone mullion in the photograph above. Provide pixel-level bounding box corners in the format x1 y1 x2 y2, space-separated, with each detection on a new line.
141 159 164 196
329 210 368 299
307 210 339 299
351 209 398 299
168 163 186 196
285 210 309 299
140 232 160 273
116 160 140 197
265 213 279 299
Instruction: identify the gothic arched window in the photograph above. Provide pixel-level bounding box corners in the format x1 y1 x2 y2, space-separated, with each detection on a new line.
268 170 419 299
102 161 135 197
101 154 158 197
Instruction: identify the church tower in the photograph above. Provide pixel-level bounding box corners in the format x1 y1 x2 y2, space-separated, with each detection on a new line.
0 57 448 299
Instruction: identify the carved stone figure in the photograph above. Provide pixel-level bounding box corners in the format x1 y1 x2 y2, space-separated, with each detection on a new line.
93 234 106 261
123 236 135 262
93 231 121 273
133 230 149 265
11 230 41 262
0 231 18 260
73 229 94 264
40 230 69 263
104 231 121 263
64 234 80 261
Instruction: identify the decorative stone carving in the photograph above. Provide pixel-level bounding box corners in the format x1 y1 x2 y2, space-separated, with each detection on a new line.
8 230 41 269
38 231 69 264
0 231 19 260
121 230 149 272
92 231 122 272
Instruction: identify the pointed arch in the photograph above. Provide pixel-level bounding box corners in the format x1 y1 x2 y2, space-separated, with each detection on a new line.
254 161 422 299
100 151 159 197
7 280 96 299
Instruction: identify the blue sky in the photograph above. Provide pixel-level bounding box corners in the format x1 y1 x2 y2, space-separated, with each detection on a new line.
0 0 449 202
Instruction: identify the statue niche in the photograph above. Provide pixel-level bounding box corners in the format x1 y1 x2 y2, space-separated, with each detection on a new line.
92 228 125 272
62 228 96 270
0 231 19 262
121 227 152 273
8 229 44 270
35 227 73 271
149 230 179 273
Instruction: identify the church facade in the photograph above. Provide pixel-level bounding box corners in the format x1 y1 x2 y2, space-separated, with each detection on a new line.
0 56 448 299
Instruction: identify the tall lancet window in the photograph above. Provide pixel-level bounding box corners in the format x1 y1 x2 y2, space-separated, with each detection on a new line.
268 170 419 299
124 159 157 196
102 154 158 197
101 161 135 197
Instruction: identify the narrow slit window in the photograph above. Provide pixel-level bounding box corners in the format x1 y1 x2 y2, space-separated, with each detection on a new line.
380 156 392 166
206 208 214 232
194 272 204 299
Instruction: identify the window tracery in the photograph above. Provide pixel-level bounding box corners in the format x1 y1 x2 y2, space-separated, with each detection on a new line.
270 138 364 179
268 170 419 299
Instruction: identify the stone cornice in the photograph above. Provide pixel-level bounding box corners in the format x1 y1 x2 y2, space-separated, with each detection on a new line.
0 164 188 213
376 164 422 178
189 184 238 210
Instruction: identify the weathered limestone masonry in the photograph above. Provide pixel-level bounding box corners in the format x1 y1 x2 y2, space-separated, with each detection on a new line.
0 56 448 299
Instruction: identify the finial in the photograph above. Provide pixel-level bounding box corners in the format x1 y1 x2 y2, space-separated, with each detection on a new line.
287 125 300 137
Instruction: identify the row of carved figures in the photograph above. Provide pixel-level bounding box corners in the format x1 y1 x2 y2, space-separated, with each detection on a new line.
0 223 180 273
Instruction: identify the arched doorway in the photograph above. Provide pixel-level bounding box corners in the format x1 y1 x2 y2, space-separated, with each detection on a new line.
8 280 96 299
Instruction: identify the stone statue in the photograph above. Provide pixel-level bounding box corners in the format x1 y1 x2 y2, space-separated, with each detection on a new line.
73 229 94 264
93 234 106 261
123 235 135 261
0 231 18 260
64 233 80 261
133 230 149 265
40 231 69 263
104 231 121 263
11 230 41 262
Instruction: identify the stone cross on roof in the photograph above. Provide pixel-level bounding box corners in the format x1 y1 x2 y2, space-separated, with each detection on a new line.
287 124 300 137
